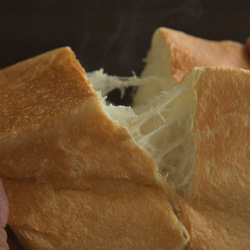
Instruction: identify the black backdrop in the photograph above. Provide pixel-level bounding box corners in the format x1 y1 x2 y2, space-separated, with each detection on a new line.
0 0 250 76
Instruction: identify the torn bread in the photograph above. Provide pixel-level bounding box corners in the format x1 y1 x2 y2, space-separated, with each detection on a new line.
89 66 250 249
0 28 249 250
142 27 250 82
134 27 250 107
170 67 250 250
133 65 250 248
114 66 250 249
0 47 189 249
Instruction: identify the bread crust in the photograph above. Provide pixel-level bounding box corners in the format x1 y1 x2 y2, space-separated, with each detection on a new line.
143 27 250 82
183 67 250 249
3 178 189 249
0 47 158 188
1 32 249 249
0 47 189 249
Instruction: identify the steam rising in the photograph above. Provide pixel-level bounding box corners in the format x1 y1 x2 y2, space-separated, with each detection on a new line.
162 0 203 27
78 1 203 75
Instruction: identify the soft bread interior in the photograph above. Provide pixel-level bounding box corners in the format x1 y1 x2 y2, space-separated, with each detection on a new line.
88 70 197 196
87 26 250 197
140 28 175 81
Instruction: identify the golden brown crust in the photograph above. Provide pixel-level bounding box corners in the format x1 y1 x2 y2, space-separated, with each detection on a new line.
0 47 189 249
184 67 250 249
0 47 95 138
2 33 249 249
3 178 189 250
0 47 158 188
148 27 250 82
132 28 250 248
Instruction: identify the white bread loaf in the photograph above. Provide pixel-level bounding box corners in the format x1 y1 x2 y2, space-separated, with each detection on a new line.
171 67 250 249
141 27 250 82
90 66 250 250
0 47 189 249
135 27 250 107
0 27 250 249
89 27 250 197
89 28 250 249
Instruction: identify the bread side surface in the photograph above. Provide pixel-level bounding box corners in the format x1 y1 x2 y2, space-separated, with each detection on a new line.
142 27 250 82
3 177 189 250
184 67 250 249
0 47 189 249
0 47 160 188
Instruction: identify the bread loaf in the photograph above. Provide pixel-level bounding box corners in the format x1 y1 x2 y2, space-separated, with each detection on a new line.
90 66 250 250
171 67 250 249
134 28 250 249
141 27 250 82
0 47 189 249
134 27 250 107
0 27 250 249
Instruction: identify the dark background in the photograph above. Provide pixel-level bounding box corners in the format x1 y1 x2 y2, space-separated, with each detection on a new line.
0 0 250 76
